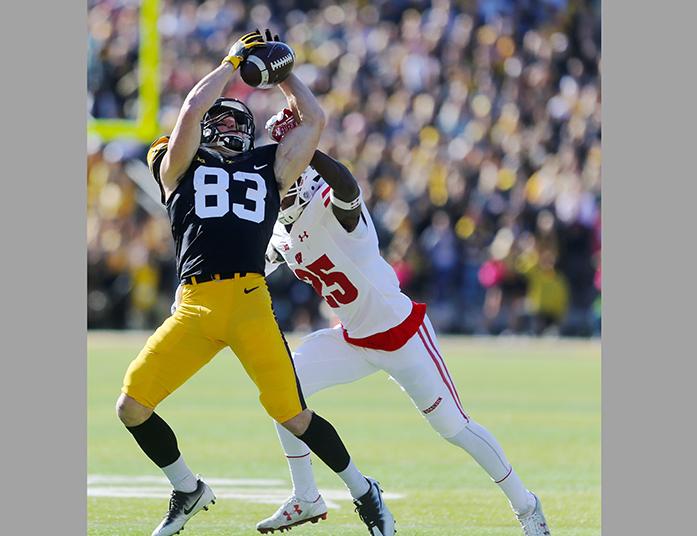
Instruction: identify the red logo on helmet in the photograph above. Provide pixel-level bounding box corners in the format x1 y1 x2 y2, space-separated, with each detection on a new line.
295 252 303 264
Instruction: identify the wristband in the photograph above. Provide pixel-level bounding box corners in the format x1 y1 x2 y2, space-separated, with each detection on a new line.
330 189 362 210
221 55 241 69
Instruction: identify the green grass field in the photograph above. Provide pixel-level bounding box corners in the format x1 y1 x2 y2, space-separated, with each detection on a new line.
88 332 600 535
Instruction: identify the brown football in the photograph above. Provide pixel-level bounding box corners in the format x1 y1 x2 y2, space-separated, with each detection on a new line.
240 42 295 89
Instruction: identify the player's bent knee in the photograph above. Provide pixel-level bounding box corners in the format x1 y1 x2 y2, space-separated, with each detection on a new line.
115 393 153 427
280 408 313 436
423 399 469 439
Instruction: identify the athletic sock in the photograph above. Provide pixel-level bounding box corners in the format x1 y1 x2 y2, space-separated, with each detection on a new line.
445 420 535 515
161 455 198 493
126 412 197 492
296 412 350 472
296 413 369 498
338 460 371 499
499 469 536 516
275 421 320 500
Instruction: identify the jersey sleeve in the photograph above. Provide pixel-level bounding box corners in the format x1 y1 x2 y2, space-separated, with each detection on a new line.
254 143 279 162
146 136 170 204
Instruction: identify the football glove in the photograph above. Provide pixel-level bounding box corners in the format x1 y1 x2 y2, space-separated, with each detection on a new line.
222 30 266 69
265 108 298 142
262 28 281 42
264 242 285 277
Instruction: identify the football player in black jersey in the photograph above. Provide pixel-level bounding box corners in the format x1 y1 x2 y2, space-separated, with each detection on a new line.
115 30 395 536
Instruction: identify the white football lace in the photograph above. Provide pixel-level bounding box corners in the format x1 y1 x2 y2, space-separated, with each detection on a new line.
271 53 293 70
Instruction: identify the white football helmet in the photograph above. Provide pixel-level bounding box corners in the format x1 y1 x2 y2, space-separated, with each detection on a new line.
278 167 323 225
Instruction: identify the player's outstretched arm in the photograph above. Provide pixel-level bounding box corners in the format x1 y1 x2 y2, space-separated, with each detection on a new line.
160 31 265 192
274 73 326 196
160 63 236 190
310 150 361 232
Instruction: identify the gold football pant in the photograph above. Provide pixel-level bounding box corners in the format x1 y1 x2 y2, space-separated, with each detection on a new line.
121 273 306 423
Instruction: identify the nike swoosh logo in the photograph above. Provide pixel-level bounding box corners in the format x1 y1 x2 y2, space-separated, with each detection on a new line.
253 164 268 170
244 286 259 294
183 490 204 515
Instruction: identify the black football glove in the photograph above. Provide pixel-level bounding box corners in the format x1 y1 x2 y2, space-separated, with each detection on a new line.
262 28 281 42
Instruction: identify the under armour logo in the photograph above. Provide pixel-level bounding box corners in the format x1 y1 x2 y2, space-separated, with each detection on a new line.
283 504 302 521
298 231 309 242
281 243 290 252
295 252 303 264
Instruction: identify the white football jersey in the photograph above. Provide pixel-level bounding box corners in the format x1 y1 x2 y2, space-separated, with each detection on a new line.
267 182 413 338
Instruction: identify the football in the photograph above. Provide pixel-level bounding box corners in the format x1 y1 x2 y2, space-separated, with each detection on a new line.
240 42 295 89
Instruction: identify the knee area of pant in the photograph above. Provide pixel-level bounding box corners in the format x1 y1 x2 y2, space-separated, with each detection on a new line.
442 423 469 443
115 394 153 426
422 399 470 439
281 409 313 436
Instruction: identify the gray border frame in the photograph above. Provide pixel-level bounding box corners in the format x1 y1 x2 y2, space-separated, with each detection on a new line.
3 1 86 534
603 0 696 533
7 1 696 534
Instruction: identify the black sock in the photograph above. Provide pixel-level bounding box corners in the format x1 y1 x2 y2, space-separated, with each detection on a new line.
126 412 181 468
297 413 350 473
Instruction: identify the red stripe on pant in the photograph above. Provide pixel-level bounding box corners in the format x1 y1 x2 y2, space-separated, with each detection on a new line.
421 321 467 415
416 327 469 423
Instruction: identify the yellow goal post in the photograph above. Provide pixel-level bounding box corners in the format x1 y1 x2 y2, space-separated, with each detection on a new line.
87 0 160 143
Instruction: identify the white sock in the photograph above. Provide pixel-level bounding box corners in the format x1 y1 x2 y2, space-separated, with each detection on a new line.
276 422 320 500
445 420 535 515
499 469 536 516
161 455 198 493
337 459 370 499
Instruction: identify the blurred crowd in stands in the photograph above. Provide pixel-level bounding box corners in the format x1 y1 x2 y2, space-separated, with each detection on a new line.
88 0 601 336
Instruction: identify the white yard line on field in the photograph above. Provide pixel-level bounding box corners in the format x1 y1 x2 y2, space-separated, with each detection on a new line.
87 474 405 509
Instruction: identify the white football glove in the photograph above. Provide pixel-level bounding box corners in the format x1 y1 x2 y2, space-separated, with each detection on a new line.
264 242 285 276
170 283 183 314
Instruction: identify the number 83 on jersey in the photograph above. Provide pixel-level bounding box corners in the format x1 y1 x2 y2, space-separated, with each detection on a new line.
193 165 267 223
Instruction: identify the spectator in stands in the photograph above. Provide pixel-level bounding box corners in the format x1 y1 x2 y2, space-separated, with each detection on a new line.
87 0 601 336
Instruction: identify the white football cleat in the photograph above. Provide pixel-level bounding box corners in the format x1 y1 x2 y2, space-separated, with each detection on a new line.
517 493 551 536
256 494 328 533
151 477 216 536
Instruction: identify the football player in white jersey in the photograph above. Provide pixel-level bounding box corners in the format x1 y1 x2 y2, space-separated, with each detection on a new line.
250 109 552 536
172 109 551 536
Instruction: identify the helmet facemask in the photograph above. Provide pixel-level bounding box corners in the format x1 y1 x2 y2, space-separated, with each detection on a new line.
201 98 255 154
279 168 323 225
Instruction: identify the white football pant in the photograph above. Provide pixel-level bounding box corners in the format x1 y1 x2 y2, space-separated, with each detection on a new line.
276 314 533 514
294 315 469 438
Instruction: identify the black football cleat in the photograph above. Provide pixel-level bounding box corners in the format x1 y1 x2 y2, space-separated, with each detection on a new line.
353 477 396 536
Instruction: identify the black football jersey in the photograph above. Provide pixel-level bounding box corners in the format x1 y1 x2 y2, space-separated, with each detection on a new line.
147 138 281 280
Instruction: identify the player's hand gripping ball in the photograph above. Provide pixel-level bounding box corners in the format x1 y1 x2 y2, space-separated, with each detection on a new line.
240 29 295 89
265 108 297 142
